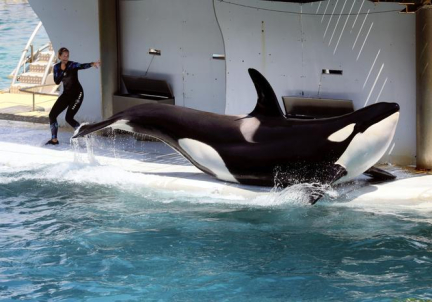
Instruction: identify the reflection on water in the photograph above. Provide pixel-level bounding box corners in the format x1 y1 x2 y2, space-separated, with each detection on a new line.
0 0 49 90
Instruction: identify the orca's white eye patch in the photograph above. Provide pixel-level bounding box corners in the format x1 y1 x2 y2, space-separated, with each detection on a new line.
328 123 356 142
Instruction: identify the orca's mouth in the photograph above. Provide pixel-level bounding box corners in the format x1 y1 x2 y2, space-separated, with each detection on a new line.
379 102 400 118
357 102 400 133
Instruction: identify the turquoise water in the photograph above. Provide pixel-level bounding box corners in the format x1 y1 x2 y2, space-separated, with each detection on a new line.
1 166 432 301
0 123 431 301
0 1 49 90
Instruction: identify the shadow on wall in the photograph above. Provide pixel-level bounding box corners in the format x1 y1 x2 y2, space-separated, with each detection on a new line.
119 71 175 95
281 90 357 105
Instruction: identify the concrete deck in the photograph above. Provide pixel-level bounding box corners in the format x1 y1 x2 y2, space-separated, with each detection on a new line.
0 91 56 123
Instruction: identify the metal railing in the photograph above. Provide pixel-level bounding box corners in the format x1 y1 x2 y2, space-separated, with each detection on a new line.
19 84 59 111
41 50 56 85
10 21 42 85
10 21 56 87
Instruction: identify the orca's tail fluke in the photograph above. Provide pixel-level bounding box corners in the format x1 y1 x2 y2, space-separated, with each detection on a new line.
72 118 118 138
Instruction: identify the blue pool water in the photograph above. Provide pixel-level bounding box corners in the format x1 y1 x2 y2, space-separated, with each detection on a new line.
0 122 431 301
0 1 49 90
1 157 432 301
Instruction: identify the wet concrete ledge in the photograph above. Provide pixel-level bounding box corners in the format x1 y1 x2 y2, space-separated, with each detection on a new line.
0 113 49 124
0 92 55 124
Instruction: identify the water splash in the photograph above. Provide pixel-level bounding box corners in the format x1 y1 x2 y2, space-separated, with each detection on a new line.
269 183 338 206
71 123 99 165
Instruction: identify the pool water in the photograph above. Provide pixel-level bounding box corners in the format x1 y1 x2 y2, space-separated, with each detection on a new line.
0 1 49 90
1 132 432 301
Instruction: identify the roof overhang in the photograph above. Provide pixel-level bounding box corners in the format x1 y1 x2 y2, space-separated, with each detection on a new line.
260 0 431 13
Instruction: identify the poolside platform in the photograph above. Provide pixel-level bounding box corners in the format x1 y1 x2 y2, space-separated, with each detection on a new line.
0 91 56 123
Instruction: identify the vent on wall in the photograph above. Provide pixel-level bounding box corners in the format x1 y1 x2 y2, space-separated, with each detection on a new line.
212 54 226 60
149 48 161 56
322 69 343 75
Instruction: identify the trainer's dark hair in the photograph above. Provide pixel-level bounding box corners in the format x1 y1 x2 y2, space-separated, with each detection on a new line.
58 47 69 57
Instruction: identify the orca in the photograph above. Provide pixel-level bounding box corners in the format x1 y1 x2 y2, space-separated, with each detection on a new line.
73 69 400 204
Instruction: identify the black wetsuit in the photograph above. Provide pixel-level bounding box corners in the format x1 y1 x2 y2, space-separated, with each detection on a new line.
49 61 92 139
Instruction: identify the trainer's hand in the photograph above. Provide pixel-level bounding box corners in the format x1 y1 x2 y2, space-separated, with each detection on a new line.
92 60 101 68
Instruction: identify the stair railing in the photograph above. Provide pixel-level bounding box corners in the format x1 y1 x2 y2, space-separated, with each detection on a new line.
11 21 43 86
41 50 56 87
8 42 51 80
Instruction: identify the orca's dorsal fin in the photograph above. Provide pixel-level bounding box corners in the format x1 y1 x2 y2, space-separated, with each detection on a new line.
248 68 285 117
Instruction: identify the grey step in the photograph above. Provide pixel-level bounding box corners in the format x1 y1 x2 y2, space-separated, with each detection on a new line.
38 51 55 62
29 62 52 73
17 72 43 85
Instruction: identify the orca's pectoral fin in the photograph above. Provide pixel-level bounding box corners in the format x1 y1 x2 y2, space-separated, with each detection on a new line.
304 165 348 205
329 164 348 184
307 184 326 205
363 166 396 182
307 165 348 205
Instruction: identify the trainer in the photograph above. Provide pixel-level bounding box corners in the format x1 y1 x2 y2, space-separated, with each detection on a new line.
46 47 100 145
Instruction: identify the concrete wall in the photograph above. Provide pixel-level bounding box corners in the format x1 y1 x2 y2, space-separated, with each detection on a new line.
214 0 416 165
119 0 226 113
29 0 102 124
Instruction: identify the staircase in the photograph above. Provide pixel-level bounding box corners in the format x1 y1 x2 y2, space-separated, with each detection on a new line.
8 22 58 95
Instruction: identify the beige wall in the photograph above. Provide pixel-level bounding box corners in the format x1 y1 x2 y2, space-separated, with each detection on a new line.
119 0 227 113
